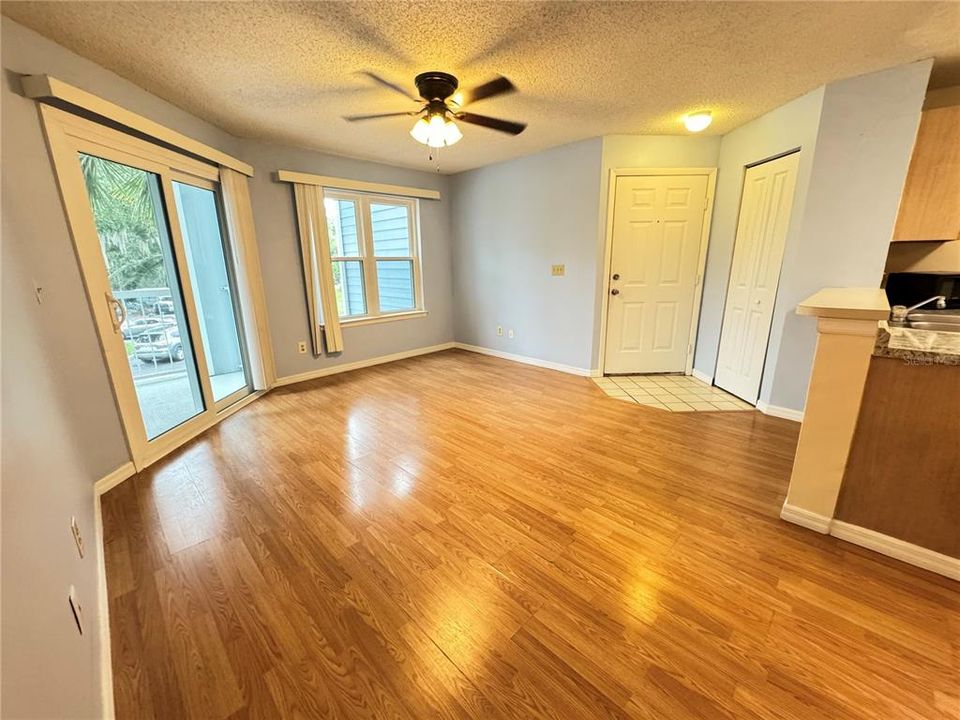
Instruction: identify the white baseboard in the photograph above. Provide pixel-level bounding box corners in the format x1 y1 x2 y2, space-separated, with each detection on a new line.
830 520 960 581
94 463 134 720
453 342 592 377
273 342 455 387
757 400 804 423
780 502 832 533
94 461 136 496
691 368 713 385
781 502 959 581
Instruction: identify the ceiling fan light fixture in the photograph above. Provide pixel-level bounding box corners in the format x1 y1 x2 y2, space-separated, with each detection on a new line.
410 114 462 148
443 119 463 146
683 111 713 133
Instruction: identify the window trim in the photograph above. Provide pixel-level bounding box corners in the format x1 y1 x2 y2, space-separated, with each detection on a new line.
339 309 429 327
276 169 439 200
323 189 424 322
24 74 253 175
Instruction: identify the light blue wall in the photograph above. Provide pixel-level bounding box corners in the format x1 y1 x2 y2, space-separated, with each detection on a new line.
451 62 929 412
241 141 455 379
450 134 723 372
763 60 931 411
451 138 603 371
693 61 930 412
1 17 242 719
693 88 825 382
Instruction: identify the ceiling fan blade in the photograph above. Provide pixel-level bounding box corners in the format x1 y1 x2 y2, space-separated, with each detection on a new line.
456 112 526 135
460 76 517 105
358 71 418 102
343 111 417 122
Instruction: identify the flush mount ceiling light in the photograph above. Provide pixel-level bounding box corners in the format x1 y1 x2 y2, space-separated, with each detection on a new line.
683 111 713 133
344 71 527 150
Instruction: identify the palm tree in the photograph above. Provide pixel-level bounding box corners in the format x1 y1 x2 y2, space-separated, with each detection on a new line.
79 154 167 291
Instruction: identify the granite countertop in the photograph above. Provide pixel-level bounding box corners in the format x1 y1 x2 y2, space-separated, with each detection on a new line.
874 323 960 366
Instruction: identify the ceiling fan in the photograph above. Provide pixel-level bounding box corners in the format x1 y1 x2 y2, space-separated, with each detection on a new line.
344 71 527 149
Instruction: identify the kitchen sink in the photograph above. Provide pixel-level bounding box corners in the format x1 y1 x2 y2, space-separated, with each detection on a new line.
901 310 960 333
906 311 960 324
906 321 960 333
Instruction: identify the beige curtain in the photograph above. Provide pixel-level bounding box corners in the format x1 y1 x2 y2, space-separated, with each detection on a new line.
293 183 343 354
220 167 276 388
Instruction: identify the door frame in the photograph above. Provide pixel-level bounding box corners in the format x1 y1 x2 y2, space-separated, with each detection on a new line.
598 167 717 376
38 104 266 470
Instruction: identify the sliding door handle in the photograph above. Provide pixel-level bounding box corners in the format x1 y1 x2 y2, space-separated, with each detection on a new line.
105 292 126 333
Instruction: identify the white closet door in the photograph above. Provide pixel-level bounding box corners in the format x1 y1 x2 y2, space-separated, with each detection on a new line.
714 152 800 403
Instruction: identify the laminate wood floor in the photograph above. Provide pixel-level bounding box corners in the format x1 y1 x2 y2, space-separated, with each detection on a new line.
102 349 960 719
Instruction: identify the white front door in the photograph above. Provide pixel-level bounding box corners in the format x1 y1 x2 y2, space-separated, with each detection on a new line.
604 174 709 374
714 152 800 403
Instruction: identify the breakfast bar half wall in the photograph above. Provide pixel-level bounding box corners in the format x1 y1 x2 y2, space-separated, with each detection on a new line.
779 287 959 580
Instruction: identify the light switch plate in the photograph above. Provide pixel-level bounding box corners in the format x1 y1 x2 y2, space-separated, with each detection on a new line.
551 264 565 277
68 585 84 635
70 516 84 559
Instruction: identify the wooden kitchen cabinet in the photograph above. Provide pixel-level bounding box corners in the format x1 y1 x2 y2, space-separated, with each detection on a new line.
836 356 960 557
893 104 960 242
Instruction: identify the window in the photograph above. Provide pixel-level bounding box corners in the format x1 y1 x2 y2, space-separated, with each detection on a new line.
322 191 422 321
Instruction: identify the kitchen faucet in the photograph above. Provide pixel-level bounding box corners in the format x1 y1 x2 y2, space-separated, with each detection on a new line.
890 295 947 322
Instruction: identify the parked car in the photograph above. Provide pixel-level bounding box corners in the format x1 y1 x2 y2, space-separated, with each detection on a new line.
134 326 184 362
121 299 144 315
154 297 175 316
121 317 164 340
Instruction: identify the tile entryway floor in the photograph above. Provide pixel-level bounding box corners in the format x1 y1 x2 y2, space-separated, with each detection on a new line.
592 374 754 412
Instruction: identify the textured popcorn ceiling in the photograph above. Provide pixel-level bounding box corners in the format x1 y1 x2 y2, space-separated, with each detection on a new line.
4 1 959 173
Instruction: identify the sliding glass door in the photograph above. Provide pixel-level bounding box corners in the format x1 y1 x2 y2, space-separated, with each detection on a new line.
43 106 255 468
80 155 209 439
172 180 250 407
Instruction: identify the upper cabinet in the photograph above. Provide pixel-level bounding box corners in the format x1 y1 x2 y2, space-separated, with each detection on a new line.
893 104 960 242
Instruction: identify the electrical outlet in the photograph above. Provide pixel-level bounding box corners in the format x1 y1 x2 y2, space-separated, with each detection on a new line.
68 585 84 636
70 516 84 559
551 264 565 277
297 341 307 354
508 329 515 339
496 325 503 337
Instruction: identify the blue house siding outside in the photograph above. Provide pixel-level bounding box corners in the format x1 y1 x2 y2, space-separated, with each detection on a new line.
327 197 418 316
370 203 414 311
337 201 365 315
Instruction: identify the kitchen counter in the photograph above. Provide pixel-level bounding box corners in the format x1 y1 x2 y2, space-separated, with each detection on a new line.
782 287 958 572
796 287 890 320
873 323 960 366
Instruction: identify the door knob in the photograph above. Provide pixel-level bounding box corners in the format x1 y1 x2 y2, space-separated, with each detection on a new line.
611 288 620 296
612 273 620 280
